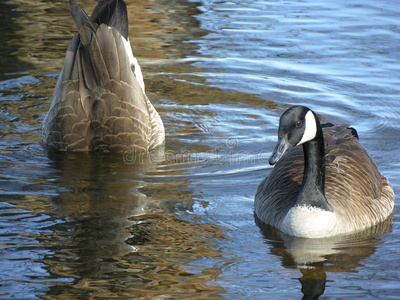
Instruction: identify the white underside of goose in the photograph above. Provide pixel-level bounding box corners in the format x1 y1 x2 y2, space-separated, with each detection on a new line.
280 205 339 238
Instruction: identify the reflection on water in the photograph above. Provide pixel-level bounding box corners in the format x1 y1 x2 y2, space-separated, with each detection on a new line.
4 153 227 299
256 215 393 299
1 0 400 298
258 215 394 267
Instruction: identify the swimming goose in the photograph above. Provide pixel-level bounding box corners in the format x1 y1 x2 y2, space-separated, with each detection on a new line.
42 0 164 152
255 106 394 238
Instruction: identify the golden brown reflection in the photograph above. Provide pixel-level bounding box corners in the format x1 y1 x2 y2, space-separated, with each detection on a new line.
7 0 205 77
40 153 226 299
256 215 393 299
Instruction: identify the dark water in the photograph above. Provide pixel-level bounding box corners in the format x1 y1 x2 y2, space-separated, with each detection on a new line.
1 0 399 299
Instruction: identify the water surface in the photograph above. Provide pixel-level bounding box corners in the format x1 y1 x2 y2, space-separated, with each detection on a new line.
1 0 399 298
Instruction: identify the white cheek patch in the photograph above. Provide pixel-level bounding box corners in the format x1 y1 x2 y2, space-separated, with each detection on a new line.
297 110 317 145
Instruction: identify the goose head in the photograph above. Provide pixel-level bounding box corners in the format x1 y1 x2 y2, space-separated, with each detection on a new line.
269 106 320 165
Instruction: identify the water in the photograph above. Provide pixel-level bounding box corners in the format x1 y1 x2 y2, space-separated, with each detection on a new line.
1 0 399 298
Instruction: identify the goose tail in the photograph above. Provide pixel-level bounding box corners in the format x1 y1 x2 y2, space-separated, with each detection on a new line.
42 0 164 152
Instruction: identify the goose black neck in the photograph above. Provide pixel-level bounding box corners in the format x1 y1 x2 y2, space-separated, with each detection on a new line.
296 126 333 211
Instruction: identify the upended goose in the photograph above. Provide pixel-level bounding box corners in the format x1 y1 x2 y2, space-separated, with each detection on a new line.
42 0 164 152
255 106 394 238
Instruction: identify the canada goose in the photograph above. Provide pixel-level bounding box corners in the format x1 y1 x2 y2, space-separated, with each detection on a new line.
255 106 394 238
42 0 164 152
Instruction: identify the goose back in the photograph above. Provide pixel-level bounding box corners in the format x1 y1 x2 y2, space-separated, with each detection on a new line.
255 124 394 236
42 0 164 152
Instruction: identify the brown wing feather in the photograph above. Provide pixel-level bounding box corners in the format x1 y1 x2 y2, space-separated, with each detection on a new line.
323 125 394 229
43 23 164 152
255 125 394 232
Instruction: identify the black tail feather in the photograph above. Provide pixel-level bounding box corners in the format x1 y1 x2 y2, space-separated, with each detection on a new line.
69 0 96 32
91 0 129 39
69 0 128 39
349 127 359 139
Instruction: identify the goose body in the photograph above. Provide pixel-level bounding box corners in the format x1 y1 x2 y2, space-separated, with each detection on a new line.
42 0 164 152
255 106 394 238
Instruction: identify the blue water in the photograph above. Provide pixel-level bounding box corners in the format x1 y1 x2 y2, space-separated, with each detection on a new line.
0 0 399 298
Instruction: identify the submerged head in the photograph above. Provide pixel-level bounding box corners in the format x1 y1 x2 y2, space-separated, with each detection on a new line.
269 106 320 165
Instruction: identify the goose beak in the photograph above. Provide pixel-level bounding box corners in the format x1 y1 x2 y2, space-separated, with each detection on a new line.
269 137 290 165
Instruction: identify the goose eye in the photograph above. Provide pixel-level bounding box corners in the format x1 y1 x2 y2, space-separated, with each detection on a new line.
296 120 302 127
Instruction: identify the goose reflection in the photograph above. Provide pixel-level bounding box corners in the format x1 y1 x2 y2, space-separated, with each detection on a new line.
47 152 156 270
42 152 226 298
255 215 393 299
